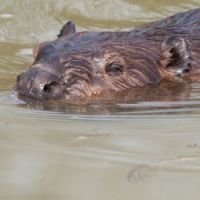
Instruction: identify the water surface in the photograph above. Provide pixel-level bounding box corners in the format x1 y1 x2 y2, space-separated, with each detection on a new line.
0 1 200 200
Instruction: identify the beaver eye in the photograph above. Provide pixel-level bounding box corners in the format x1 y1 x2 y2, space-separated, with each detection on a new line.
105 63 124 76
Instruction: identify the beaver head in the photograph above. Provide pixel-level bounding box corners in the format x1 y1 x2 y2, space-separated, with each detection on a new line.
16 9 200 102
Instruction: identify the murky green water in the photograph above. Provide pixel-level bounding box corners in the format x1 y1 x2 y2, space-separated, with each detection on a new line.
0 1 200 199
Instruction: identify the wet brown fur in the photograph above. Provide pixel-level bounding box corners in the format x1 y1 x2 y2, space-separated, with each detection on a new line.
16 9 200 102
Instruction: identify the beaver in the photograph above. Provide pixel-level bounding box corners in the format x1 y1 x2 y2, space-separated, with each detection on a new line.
16 8 200 102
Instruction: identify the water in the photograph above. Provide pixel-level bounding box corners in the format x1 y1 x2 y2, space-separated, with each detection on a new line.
0 1 200 199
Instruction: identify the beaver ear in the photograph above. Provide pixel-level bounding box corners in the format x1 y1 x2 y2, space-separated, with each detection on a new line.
57 21 76 38
161 36 191 76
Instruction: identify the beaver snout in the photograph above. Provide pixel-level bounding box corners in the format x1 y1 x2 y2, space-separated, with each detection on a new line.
16 65 66 100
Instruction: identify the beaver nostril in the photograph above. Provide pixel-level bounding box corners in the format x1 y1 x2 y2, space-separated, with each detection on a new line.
43 82 53 93
43 82 60 93
43 81 66 98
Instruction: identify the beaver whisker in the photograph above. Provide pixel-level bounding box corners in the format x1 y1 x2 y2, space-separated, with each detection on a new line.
64 70 92 88
65 65 92 76
62 59 93 73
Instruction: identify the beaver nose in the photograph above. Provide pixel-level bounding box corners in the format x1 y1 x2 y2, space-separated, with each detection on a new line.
16 66 65 100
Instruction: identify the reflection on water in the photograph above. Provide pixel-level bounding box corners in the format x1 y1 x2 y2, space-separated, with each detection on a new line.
0 0 200 200
14 81 200 114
